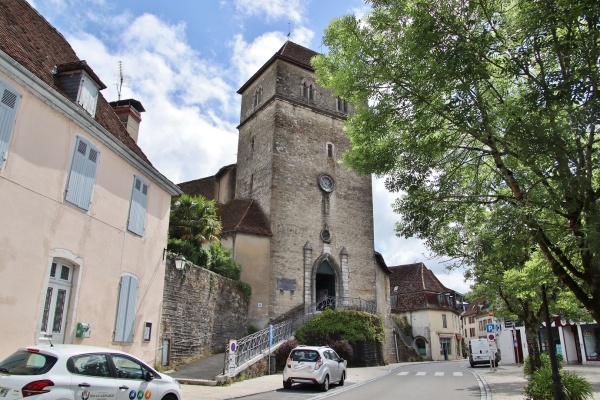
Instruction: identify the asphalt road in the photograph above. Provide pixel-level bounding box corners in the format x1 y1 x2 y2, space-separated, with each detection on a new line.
238 360 483 400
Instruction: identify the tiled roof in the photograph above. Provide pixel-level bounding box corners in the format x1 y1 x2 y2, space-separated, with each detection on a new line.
237 41 318 94
178 176 218 200
277 41 319 70
219 199 271 236
389 263 460 313
0 0 152 166
463 297 488 317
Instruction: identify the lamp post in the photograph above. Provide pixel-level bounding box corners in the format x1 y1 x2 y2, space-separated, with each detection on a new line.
541 284 565 400
174 254 186 270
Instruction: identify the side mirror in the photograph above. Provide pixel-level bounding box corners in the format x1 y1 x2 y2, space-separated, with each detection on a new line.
144 371 154 382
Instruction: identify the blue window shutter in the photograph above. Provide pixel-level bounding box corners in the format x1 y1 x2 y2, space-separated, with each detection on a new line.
0 82 21 169
114 275 138 342
65 137 99 210
127 176 148 236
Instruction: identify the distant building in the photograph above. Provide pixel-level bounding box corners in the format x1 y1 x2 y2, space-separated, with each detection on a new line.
0 0 180 362
389 263 464 361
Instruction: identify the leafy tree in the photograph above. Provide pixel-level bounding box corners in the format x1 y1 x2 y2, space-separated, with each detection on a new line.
313 0 600 322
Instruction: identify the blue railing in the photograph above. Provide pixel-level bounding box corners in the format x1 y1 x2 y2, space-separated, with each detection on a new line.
223 296 377 376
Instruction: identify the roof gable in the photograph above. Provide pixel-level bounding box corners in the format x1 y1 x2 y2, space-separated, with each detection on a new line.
219 199 271 236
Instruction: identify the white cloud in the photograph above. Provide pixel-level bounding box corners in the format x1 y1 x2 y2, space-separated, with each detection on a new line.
232 0 305 23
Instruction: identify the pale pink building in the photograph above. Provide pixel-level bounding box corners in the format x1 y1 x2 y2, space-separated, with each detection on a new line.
0 0 180 363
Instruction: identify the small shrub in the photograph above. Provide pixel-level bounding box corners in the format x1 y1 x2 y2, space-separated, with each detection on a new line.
328 340 353 361
524 353 564 376
274 339 298 371
525 368 593 400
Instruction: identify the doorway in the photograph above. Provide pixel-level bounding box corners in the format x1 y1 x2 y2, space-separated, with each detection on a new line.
315 260 336 309
39 261 72 344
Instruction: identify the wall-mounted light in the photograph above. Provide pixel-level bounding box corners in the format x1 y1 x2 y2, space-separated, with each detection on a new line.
174 254 186 270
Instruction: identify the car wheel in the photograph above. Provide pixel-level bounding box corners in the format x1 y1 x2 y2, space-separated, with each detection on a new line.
161 394 178 400
320 375 329 392
338 371 345 386
283 380 292 389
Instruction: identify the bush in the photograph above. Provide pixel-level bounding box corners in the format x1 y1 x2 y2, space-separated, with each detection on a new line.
328 340 353 361
274 339 298 371
295 309 385 345
208 243 241 280
524 353 564 376
524 368 593 400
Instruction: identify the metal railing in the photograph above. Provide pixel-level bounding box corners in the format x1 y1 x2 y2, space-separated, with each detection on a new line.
223 296 377 376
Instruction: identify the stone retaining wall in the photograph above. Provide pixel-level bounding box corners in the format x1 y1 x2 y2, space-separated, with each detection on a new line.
161 261 249 366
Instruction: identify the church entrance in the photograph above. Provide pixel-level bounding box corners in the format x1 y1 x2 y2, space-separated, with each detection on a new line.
315 260 336 310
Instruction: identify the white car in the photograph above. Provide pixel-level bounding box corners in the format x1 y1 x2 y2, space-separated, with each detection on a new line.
282 345 346 392
0 344 181 400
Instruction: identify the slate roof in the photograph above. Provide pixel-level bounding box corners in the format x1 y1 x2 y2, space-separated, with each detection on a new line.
0 0 153 166
389 263 461 313
218 199 271 236
237 41 318 93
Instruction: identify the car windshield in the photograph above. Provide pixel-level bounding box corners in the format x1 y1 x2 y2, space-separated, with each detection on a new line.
290 350 320 362
0 350 57 375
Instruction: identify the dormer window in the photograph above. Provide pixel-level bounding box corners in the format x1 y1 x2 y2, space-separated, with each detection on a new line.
54 61 106 118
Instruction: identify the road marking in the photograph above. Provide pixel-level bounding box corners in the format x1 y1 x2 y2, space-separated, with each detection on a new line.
454 372 463 376
435 372 444 376
397 371 410 376
416 372 426 376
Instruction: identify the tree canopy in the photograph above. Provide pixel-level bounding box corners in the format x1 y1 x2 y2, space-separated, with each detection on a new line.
313 0 600 322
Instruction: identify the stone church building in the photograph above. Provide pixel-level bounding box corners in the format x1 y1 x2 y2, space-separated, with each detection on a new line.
179 42 392 342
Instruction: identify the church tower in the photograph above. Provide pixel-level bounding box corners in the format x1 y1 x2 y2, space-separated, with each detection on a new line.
235 42 380 326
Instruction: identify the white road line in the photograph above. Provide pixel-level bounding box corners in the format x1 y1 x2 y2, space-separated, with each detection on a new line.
453 372 463 376
434 372 444 376
416 372 426 376
397 371 410 376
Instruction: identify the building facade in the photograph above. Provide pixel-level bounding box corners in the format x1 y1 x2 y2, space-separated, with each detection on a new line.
178 42 391 339
389 263 464 361
0 0 180 363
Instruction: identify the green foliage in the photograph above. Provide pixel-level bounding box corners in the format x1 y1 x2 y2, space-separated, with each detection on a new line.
313 0 600 323
274 339 299 371
295 309 385 345
524 368 593 400
524 353 564 376
207 242 241 280
391 314 413 337
236 280 252 303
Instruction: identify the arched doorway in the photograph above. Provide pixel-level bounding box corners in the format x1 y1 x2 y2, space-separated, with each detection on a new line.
315 260 336 309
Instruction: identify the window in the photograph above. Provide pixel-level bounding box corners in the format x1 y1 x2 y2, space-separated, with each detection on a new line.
70 354 110 377
327 143 334 158
109 354 153 380
301 80 315 101
442 314 447 328
127 175 148 236
253 86 263 107
78 75 100 117
336 97 348 113
0 80 21 169
65 136 100 211
114 274 139 342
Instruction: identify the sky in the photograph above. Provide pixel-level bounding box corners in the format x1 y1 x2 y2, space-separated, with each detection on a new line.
27 0 472 293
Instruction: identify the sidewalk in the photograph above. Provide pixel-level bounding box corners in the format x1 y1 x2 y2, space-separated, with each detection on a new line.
177 361 600 400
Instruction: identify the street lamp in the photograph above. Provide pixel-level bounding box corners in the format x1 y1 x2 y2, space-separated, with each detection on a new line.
174 254 186 270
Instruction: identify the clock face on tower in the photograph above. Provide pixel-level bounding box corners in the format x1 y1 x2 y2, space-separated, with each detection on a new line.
318 174 335 193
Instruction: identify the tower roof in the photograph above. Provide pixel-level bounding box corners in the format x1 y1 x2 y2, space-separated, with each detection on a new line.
237 41 319 94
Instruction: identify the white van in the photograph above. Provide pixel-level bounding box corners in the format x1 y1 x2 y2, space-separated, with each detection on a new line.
469 339 501 367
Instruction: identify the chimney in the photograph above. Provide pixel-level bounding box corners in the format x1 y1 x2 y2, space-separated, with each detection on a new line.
109 99 145 143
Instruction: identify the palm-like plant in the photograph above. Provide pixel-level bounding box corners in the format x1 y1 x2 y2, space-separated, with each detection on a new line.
169 194 221 246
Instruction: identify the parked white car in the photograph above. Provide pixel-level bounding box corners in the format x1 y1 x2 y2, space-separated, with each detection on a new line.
0 344 181 400
282 345 346 392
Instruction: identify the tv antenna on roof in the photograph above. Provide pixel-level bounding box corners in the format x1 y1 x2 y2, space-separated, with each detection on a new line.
114 61 131 101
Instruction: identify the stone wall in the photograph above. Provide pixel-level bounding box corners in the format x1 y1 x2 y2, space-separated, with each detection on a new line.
161 261 249 366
